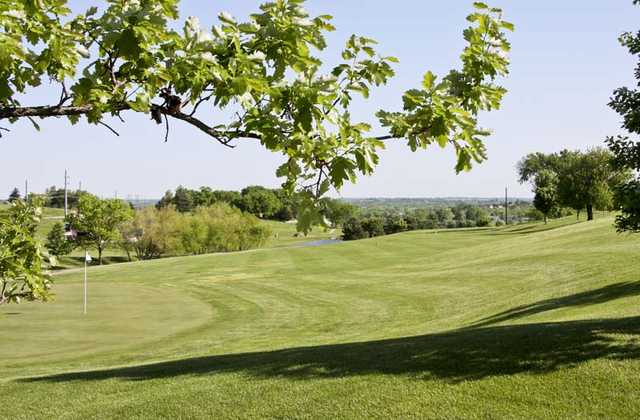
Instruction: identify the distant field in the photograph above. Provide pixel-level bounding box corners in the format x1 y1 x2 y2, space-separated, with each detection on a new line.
1 216 639 418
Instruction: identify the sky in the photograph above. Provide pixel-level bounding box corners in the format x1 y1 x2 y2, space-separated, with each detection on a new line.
1 1 639 200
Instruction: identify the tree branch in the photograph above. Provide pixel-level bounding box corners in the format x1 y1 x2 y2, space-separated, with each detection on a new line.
0 103 398 145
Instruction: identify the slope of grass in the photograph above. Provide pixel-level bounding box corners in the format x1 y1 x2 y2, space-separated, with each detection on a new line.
1 216 640 418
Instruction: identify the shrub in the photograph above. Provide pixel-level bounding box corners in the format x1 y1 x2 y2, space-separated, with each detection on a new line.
342 217 369 240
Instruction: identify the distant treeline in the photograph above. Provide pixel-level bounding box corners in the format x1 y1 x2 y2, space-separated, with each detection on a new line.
155 185 358 227
342 205 490 240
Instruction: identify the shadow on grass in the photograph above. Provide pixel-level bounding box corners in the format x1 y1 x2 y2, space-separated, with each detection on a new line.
486 221 580 236
474 281 640 327
21 316 640 384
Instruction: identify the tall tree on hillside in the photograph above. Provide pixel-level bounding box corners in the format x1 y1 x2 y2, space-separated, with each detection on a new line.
606 1 640 232
67 193 133 265
8 188 21 203
532 170 559 224
0 1 513 232
518 149 629 221
557 149 629 221
516 152 562 184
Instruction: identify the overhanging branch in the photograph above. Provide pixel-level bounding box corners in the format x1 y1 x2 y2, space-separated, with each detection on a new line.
0 103 400 146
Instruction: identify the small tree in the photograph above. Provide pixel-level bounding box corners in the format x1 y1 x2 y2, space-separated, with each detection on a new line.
45 222 75 256
67 193 133 264
8 188 21 203
533 170 559 224
0 201 53 304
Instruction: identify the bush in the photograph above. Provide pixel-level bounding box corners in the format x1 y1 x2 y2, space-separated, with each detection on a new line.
363 217 386 237
342 217 369 240
129 204 271 258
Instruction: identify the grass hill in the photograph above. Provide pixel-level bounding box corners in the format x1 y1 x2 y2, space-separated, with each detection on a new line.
1 216 639 418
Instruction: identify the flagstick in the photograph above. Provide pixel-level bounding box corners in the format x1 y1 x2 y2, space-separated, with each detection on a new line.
83 250 88 315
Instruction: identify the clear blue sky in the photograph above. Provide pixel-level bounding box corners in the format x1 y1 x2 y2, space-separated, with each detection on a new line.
1 1 638 199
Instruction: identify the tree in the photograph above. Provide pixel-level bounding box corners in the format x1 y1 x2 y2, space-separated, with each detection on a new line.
67 193 133 264
362 217 386 237
8 188 20 203
0 200 53 304
607 137 640 232
322 198 357 227
342 217 368 241
156 190 174 209
557 149 626 221
0 1 513 232
532 170 559 224
236 186 282 219
173 186 195 213
605 2 640 232
518 149 628 221
45 222 75 256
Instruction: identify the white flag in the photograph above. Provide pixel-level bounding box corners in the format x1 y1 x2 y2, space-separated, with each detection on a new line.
85 251 92 263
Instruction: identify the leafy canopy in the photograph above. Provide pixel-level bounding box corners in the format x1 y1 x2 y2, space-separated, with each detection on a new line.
0 0 513 232
67 193 133 264
606 0 640 232
0 200 54 305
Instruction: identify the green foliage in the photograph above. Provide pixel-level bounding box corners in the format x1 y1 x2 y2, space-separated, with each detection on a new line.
178 204 271 254
235 186 282 219
321 198 358 227
45 222 75 256
361 217 386 238
518 148 630 221
533 170 559 224
0 200 53 304
67 193 134 264
0 1 513 233
128 204 271 259
341 217 369 240
173 186 195 213
605 3 640 232
130 206 181 260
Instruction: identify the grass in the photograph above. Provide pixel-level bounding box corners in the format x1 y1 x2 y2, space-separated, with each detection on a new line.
1 216 639 418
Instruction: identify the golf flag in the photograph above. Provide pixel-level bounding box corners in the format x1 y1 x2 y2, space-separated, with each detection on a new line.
85 251 92 263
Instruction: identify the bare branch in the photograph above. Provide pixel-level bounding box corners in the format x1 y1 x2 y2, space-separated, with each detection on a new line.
97 120 120 136
164 113 170 142
0 102 394 148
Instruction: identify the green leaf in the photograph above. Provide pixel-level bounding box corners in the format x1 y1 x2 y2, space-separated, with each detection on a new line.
422 71 436 90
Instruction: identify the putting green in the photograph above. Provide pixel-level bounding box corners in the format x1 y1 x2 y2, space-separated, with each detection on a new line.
0 279 212 374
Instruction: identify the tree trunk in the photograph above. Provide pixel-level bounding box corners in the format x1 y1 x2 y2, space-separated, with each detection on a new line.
98 246 103 265
544 214 548 224
587 204 594 221
576 210 580 221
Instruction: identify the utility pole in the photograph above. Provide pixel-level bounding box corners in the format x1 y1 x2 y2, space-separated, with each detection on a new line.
504 186 508 225
64 169 70 217
24 179 28 201
78 181 82 192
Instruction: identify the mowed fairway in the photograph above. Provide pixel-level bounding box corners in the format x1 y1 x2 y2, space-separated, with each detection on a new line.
2 217 640 419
